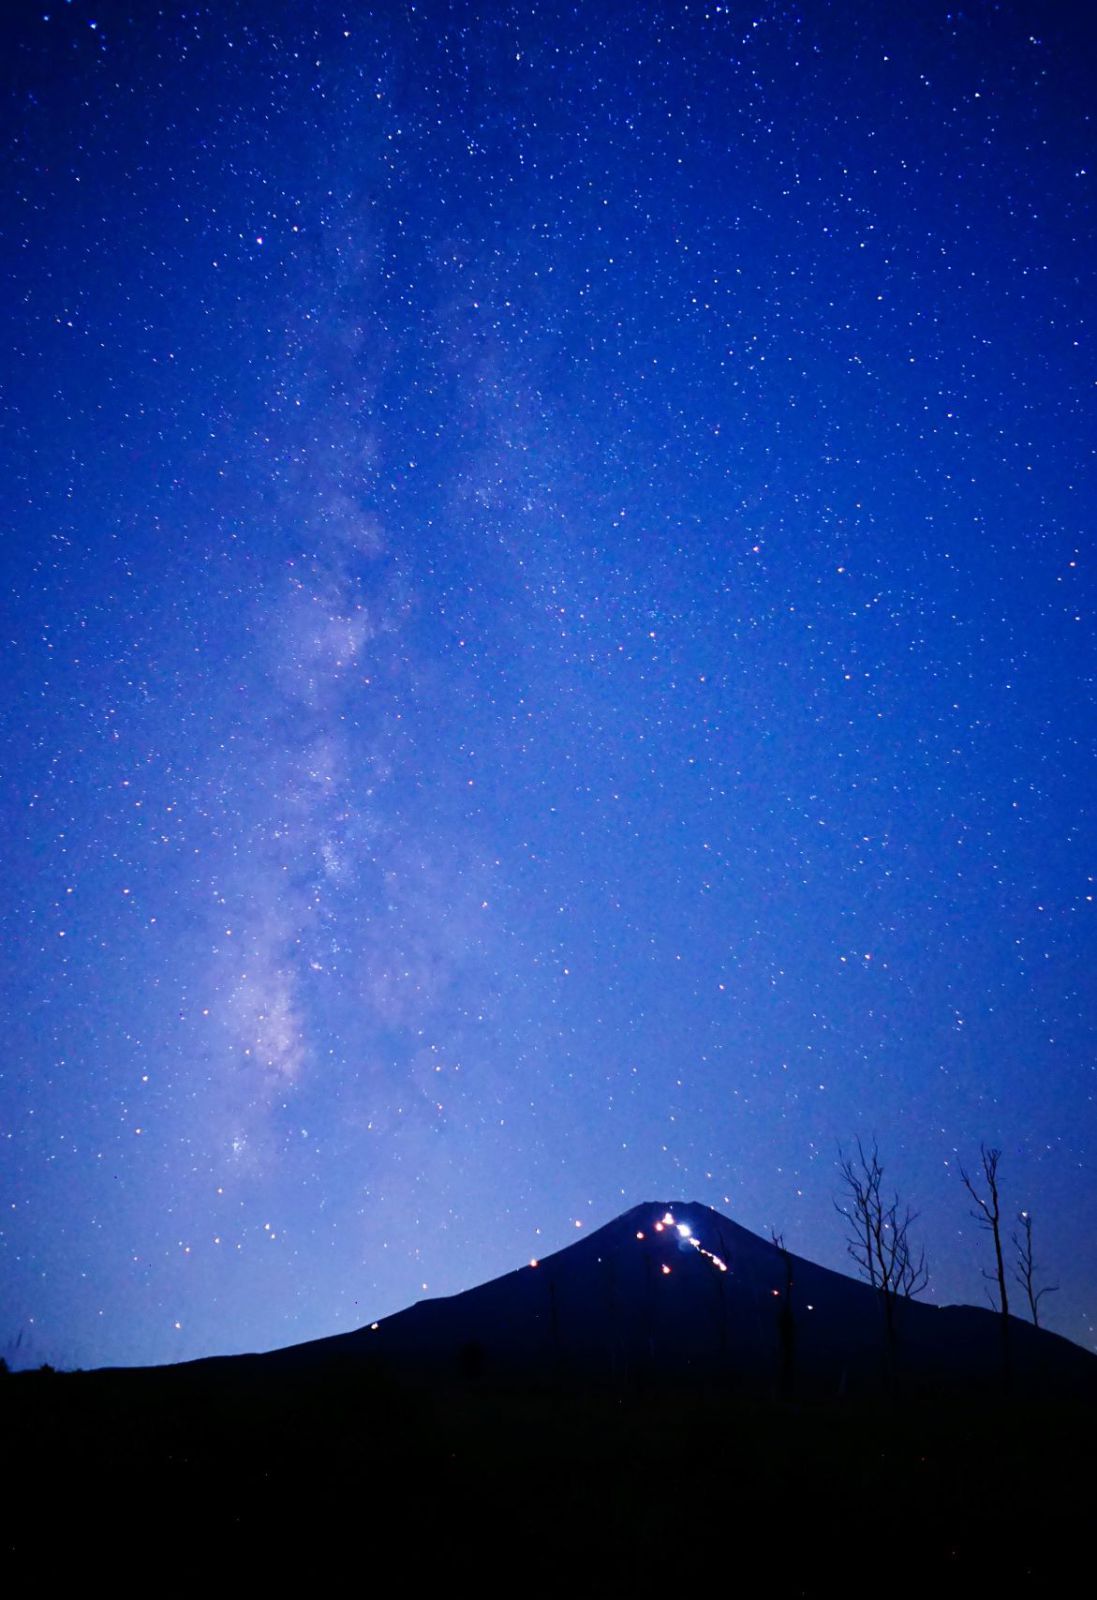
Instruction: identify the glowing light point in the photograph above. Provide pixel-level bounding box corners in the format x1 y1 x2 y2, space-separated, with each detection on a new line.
530 1258 539 1268
650 1208 728 1275
370 1322 379 1331
635 1231 645 1240
661 1264 671 1275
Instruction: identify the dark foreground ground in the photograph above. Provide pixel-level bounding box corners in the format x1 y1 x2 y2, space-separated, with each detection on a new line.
3 1359 1091 1591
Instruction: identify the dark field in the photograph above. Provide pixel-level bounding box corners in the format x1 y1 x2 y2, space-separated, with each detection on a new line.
4 1359 1090 1591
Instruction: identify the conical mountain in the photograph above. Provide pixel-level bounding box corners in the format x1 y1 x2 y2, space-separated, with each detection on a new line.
11 1202 1095 1589
238 1200 1095 1400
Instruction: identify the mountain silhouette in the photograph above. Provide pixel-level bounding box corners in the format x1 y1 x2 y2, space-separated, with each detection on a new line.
6 1201 1095 1589
206 1199 1095 1400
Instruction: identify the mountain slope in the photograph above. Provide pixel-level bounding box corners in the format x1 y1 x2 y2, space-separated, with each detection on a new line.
218 1200 1095 1400
7 1201 1095 1590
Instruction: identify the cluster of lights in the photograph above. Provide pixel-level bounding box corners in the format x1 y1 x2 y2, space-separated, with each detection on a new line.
649 1211 729 1274
364 1214 823 1345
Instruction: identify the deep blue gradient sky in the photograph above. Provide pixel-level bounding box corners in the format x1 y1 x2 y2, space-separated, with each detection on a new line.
3 0 1095 1369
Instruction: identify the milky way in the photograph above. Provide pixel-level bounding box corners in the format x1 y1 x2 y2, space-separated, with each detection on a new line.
2 1 1095 1367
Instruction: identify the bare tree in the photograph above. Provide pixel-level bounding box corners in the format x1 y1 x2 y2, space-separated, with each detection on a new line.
1012 1211 1058 1328
836 1142 880 1289
960 1144 1014 1388
960 1144 1009 1318
835 1140 929 1344
770 1230 796 1398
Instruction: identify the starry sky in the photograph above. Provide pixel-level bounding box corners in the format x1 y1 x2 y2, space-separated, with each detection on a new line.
3 0 1095 1370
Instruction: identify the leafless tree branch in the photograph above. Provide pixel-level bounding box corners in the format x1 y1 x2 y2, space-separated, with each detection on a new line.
960 1145 1009 1319
836 1139 930 1319
1012 1211 1058 1329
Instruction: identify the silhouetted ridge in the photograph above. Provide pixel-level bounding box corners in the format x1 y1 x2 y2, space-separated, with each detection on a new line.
7 1201 1095 1592
230 1200 1095 1401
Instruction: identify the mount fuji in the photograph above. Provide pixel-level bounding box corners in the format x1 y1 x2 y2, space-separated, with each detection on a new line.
220 1199 1095 1401
6 1202 1094 1587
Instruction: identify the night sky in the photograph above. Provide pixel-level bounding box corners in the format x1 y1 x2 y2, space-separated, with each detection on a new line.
3 0 1095 1371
